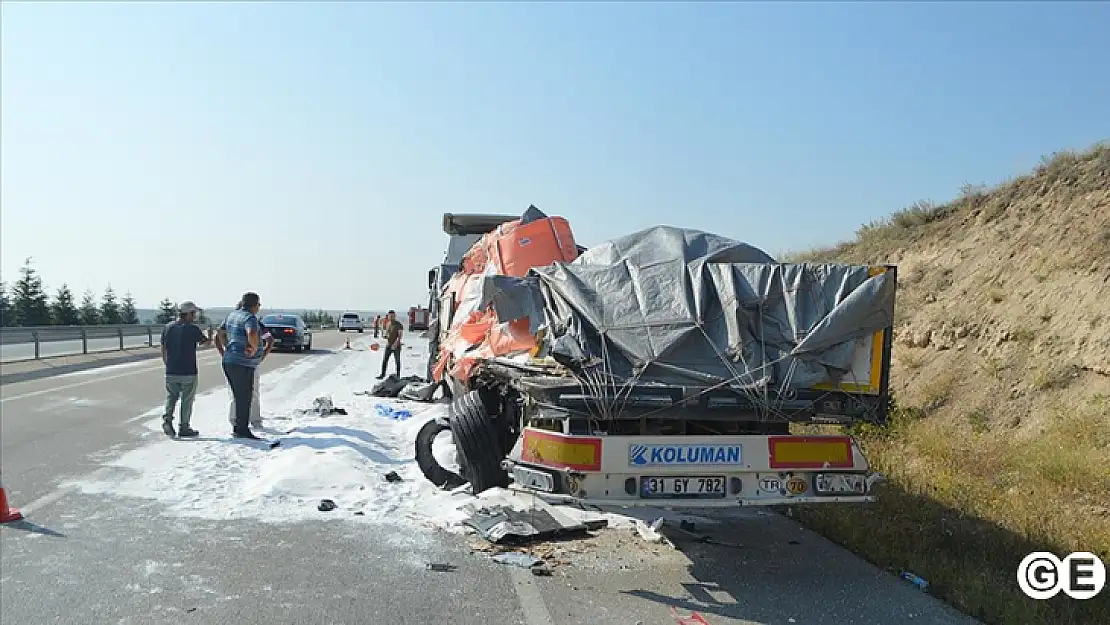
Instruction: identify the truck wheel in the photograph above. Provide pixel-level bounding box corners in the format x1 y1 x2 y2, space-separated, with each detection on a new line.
415 419 466 489
449 390 510 493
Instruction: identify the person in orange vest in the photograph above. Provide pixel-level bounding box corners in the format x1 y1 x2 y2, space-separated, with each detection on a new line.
373 314 381 338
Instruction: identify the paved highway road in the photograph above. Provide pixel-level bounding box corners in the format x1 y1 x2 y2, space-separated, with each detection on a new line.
0 330 979 625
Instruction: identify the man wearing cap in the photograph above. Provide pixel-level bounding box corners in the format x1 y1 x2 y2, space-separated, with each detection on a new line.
161 301 212 438
376 309 404 379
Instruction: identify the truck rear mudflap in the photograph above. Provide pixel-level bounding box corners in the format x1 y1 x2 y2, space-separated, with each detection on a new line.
502 427 876 507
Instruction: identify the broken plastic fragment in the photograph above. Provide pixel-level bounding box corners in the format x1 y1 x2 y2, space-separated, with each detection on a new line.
492 552 543 568
635 517 666 543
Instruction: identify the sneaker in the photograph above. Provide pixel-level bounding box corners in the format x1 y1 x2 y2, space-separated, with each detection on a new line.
375 374 385 380
178 427 200 438
163 422 176 437
233 430 264 441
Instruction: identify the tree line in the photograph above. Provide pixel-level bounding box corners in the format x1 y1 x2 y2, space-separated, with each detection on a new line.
0 258 206 328
299 310 337 326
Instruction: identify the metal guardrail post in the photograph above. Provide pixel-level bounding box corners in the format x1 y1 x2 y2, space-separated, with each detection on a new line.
82 328 88 355
32 331 40 360
147 326 153 347
118 327 124 351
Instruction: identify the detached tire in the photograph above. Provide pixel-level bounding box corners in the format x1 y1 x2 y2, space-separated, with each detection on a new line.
415 419 466 489
449 390 510 493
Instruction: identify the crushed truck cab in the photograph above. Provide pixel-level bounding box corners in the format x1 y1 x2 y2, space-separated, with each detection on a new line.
504 429 874 507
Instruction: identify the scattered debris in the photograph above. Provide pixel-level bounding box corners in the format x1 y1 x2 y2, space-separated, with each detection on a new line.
296 397 348 416
900 571 929 591
374 403 413 420
384 471 403 483
491 552 543 568
371 374 425 398
635 518 667 543
461 489 598 544
317 499 338 512
530 566 552 576
670 606 712 624
426 563 457 572
398 381 438 402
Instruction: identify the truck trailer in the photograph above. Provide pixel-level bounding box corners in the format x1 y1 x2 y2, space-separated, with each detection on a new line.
417 207 897 508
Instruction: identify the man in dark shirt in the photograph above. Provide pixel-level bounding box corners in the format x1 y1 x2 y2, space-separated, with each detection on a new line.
376 310 404 379
161 301 212 438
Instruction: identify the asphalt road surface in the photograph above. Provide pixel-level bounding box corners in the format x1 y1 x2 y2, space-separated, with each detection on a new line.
0 330 980 625
1 335 159 363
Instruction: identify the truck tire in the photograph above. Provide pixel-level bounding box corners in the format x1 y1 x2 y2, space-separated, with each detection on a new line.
415 419 466 489
449 390 510 493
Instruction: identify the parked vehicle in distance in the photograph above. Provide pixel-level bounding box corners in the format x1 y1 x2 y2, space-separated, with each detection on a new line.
260 313 313 352
408 306 431 331
338 312 364 333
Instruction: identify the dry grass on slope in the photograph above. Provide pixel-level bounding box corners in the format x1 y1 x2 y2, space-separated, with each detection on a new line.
786 143 1110 625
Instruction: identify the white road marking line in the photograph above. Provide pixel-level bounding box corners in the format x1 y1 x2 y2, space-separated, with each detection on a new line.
0 354 221 404
15 467 113 517
509 566 557 625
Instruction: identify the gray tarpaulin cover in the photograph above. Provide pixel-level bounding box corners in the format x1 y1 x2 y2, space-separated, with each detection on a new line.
516 225 897 390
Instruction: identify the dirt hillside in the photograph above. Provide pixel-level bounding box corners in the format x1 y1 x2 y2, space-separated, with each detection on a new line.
786 143 1110 625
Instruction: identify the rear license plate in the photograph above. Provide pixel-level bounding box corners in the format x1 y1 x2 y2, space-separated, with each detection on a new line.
640 476 727 499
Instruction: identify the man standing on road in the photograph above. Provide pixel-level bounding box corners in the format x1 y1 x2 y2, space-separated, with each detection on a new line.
217 309 274 430
219 292 266 440
161 301 211 438
373 314 381 338
376 309 404 379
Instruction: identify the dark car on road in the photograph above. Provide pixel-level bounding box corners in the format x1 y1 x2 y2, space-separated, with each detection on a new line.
260 314 313 352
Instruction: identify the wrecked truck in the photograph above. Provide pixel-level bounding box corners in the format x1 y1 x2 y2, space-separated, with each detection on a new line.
416 207 897 508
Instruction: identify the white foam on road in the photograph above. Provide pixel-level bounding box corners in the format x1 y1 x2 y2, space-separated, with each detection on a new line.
73 338 481 530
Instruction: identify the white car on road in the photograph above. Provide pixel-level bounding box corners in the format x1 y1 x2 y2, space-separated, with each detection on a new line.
338 313 364 333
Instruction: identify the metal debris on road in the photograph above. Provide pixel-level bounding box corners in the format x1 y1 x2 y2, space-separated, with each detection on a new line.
317 498 338 512
426 563 457 572
384 471 403 483
492 552 544 568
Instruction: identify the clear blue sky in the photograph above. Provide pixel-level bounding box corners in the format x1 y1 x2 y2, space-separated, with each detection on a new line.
2 1 1108 311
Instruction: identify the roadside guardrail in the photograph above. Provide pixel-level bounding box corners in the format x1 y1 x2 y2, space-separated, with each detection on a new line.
0 324 217 363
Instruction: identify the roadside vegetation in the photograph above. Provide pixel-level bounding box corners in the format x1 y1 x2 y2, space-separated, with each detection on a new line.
786 142 1110 625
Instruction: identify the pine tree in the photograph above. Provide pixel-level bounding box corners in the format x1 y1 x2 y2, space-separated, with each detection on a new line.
120 292 140 324
100 285 122 325
51 284 81 326
79 289 101 325
0 282 11 327
12 258 51 326
156 298 177 324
